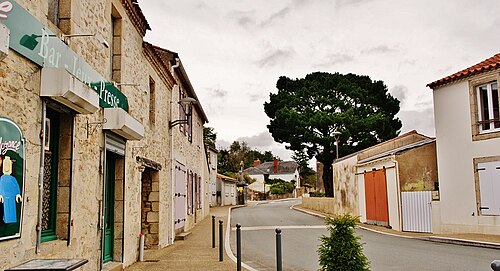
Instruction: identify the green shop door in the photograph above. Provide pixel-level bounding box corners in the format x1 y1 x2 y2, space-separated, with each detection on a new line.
103 151 116 263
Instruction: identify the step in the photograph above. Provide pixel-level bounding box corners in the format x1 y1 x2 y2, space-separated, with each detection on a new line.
175 231 192 241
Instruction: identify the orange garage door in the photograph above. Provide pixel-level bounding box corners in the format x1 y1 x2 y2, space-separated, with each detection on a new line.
364 168 389 226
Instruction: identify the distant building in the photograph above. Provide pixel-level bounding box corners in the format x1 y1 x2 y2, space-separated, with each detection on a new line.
244 158 300 186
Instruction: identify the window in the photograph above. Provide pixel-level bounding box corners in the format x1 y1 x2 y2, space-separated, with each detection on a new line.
42 108 72 242
477 82 499 133
187 171 193 214
178 87 186 133
477 161 500 215
196 175 201 209
111 8 122 82
149 77 155 125
48 0 71 34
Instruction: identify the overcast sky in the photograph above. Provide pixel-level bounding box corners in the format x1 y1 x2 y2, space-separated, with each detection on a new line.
140 0 500 161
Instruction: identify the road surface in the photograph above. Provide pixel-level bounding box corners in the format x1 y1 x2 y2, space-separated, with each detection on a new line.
229 199 500 271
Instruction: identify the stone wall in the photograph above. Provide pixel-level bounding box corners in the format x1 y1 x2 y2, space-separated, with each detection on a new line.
302 197 337 215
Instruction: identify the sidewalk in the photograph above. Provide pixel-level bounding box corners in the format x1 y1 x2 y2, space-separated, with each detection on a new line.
125 206 241 271
292 204 500 250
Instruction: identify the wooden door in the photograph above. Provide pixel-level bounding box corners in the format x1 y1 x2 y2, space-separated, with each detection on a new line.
364 168 389 226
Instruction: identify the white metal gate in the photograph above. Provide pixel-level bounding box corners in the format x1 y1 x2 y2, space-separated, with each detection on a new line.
401 191 433 233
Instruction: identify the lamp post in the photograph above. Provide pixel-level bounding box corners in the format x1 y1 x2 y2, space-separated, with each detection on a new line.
332 131 341 160
169 97 197 128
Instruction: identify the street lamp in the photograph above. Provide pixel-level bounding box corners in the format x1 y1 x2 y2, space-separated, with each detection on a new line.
169 97 197 128
332 131 341 160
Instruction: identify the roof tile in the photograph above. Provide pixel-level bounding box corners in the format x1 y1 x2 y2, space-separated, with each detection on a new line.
427 53 500 89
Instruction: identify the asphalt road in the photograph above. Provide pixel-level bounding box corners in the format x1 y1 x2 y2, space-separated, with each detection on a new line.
230 199 500 271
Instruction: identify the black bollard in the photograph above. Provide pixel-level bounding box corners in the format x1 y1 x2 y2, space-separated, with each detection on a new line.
492 260 500 271
219 220 224 262
212 216 215 248
276 228 282 271
236 223 241 271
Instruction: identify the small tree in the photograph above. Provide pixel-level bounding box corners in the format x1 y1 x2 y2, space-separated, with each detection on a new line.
318 215 370 271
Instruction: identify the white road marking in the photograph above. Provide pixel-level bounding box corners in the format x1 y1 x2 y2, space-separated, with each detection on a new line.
232 225 327 231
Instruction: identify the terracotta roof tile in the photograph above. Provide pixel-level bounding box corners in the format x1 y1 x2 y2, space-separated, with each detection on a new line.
427 53 500 89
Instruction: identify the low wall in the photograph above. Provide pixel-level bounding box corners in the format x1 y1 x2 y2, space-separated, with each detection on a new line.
302 197 337 215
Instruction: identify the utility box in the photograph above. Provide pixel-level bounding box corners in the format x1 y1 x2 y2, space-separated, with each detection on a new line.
0 24 9 61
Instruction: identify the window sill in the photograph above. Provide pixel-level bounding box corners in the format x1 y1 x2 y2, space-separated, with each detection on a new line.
473 130 500 141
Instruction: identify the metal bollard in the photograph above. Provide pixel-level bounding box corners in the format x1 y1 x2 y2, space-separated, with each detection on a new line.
236 223 241 271
219 220 224 262
276 228 282 271
212 216 216 248
492 260 500 271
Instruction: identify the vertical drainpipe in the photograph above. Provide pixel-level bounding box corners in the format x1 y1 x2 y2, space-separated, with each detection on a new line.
36 99 47 254
169 58 181 244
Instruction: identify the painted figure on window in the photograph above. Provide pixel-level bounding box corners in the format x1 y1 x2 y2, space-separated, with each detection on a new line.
0 156 22 223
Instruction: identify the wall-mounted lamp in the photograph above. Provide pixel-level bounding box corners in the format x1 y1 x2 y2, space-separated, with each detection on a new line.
169 97 197 129
62 33 109 48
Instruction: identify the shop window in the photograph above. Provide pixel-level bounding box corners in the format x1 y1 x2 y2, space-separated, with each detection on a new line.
149 77 156 126
477 82 500 133
41 108 72 242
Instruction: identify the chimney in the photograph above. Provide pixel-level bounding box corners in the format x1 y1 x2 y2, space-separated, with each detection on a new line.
273 158 279 174
253 159 261 167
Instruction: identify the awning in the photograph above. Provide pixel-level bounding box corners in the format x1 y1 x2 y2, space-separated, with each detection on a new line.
103 107 144 140
40 67 99 114
0 24 9 61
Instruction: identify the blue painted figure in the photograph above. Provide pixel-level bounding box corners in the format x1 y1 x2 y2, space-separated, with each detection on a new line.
0 156 22 224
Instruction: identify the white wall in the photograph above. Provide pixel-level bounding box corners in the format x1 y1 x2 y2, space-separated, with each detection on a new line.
434 79 500 234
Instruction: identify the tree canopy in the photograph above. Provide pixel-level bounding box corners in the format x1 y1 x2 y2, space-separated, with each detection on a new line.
217 140 276 175
264 72 401 197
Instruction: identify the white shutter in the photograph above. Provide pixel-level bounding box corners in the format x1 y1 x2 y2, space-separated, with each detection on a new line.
478 162 500 215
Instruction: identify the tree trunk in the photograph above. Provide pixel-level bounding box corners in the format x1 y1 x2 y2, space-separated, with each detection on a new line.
322 162 334 197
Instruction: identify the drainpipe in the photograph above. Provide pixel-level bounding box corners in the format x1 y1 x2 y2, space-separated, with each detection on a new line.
169 58 180 244
36 99 47 254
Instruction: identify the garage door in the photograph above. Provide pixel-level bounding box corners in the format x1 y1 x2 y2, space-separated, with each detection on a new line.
364 169 389 226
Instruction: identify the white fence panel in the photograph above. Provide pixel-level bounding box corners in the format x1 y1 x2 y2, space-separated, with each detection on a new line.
401 191 433 233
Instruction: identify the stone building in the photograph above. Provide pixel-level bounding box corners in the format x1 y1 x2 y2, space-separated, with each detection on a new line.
0 0 209 270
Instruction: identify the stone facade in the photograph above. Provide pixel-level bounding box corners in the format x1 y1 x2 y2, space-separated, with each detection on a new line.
0 1 209 270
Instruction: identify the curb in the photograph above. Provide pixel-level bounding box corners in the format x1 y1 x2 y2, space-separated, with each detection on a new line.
419 236 500 250
225 205 258 271
290 205 500 250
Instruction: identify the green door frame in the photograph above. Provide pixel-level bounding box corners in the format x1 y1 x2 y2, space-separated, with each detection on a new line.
41 109 59 242
103 151 115 263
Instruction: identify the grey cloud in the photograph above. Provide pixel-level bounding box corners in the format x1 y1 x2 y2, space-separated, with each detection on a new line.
227 10 257 28
256 48 294 68
216 139 231 150
397 106 435 137
361 45 398 55
248 93 265 102
316 53 355 68
390 85 408 103
236 131 275 148
207 87 228 99
260 7 291 27
335 0 373 8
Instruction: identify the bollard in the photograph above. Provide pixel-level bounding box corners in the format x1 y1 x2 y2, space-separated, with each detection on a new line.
139 233 145 262
236 223 241 271
276 228 282 271
212 216 216 248
492 260 500 271
219 220 224 262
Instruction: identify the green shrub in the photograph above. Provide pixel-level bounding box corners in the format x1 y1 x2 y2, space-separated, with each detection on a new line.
268 180 295 194
310 192 325 197
318 215 370 271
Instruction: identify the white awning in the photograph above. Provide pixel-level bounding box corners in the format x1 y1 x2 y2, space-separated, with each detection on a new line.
40 67 99 114
0 24 9 61
103 107 144 140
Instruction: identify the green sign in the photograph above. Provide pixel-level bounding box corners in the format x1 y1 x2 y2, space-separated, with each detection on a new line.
0 117 25 241
0 1 129 111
